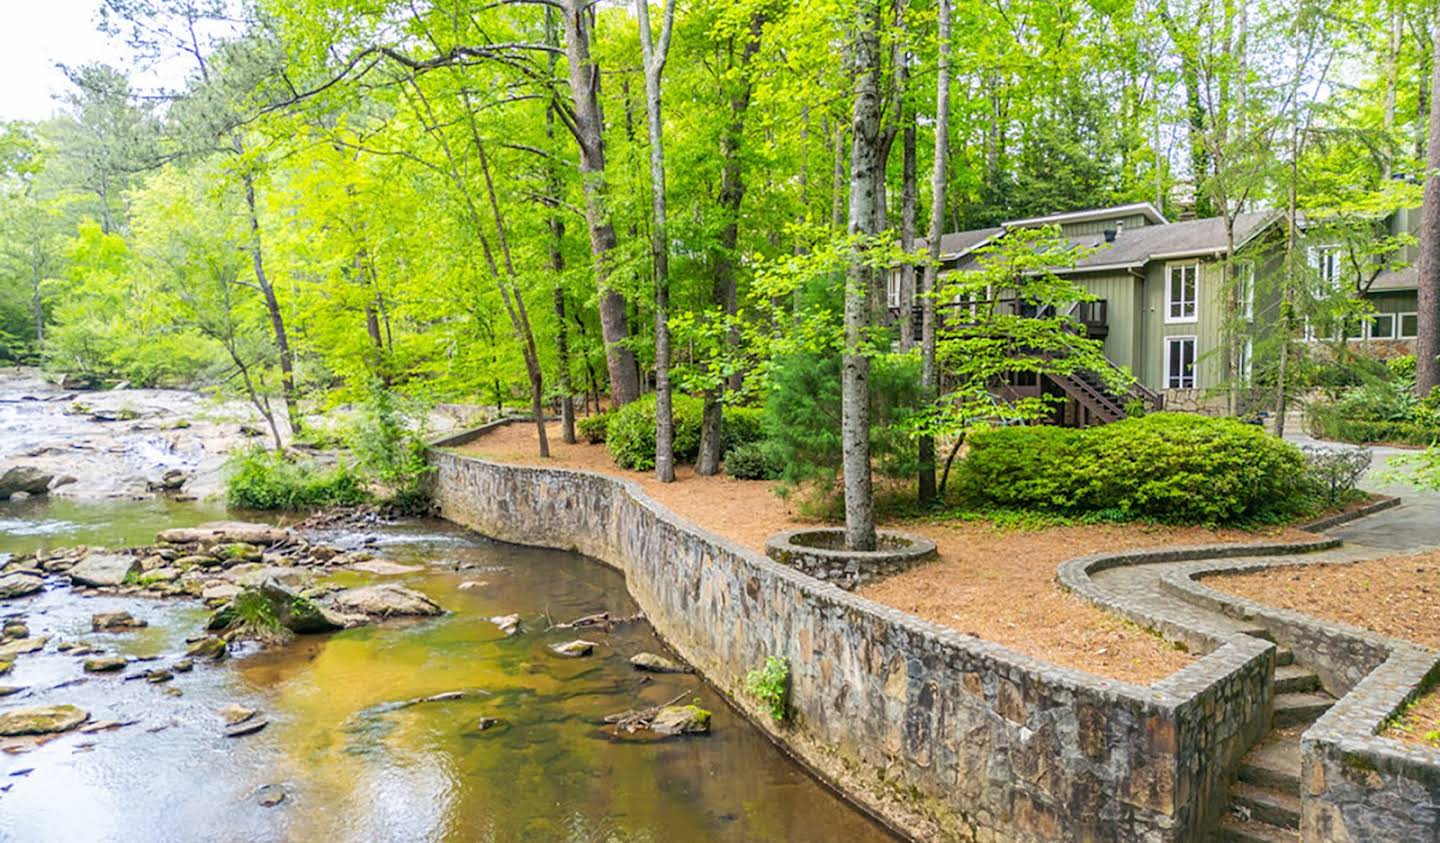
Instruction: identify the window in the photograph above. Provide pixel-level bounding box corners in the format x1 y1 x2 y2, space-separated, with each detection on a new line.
1167 263 1199 323
886 272 903 308
1310 245 1342 289
1238 265 1255 321
1165 336 1197 389
1239 338 1253 383
1368 313 1397 341
1343 319 1365 341
1401 312 1419 339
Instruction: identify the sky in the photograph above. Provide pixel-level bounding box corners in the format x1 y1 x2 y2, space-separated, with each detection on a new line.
0 0 122 121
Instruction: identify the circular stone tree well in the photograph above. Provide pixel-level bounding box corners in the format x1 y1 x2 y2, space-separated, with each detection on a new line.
764 529 937 590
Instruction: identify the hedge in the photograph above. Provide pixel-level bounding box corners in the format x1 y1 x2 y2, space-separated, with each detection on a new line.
606 394 704 470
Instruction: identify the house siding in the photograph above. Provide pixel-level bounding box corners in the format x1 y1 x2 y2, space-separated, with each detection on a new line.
1060 213 1153 237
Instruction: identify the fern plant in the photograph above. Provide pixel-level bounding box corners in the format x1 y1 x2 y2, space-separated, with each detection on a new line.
745 656 790 722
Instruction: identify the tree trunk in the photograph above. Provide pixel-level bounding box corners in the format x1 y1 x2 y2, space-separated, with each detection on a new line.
30 264 44 350
636 0 678 483
918 0 951 505
545 8 577 444
697 13 763 477
899 114 917 350
1417 14 1440 397
842 0 884 552
560 0 640 407
240 169 301 440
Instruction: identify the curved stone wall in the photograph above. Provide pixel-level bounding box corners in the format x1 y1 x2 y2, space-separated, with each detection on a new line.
431 436 1293 842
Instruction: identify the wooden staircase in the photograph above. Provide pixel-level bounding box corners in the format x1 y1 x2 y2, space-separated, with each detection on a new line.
1212 645 1335 843
1043 367 1165 427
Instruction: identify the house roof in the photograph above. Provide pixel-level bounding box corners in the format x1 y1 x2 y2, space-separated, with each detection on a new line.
1001 201 1170 229
940 209 1281 274
1370 266 1418 291
914 226 1005 260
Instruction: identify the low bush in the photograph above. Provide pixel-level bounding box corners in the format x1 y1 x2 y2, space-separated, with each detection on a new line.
721 405 767 453
347 377 432 510
606 394 704 470
957 413 1311 524
226 446 368 511
1307 405 1438 447
744 656 790 722
1300 446 1372 507
576 411 612 444
724 440 784 480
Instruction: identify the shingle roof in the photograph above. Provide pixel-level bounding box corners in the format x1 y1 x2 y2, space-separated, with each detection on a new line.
939 210 1279 273
1370 266 1418 291
914 226 1005 259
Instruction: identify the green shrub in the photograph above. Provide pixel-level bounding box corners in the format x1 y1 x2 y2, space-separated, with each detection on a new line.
744 656 790 722
226 446 368 511
958 413 1311 524
576 411 612 444
605 394 704 470
1387 355 1418 381
724 440 784 480
347 377 432 510
1300 446 1372 507
721 405 767 453
1307 404 1438 447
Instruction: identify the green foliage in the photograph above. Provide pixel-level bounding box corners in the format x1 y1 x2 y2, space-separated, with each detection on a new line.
1299 446 1372 508
764 350 924 500
744 656 789 722
957 414 1312 524
346 376 433 509
225 446 368 510
720 405 767 453
724 440 783 480
216 587 292 645
605 393 704 471
576 412 612 444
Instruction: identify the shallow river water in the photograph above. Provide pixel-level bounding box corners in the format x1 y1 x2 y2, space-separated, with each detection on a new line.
0 498 894 843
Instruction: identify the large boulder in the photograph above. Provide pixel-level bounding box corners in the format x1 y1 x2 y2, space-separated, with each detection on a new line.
0 704 88 736
157 522 289 546
651 705 711 737
0 467 52 500
208 579 341 636
0 573 42 600
67 554 139 587
331 584 443 618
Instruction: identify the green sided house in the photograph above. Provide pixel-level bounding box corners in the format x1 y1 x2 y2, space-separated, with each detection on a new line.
891 202 1422 425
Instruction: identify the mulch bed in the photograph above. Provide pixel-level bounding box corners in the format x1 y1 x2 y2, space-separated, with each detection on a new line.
459 421 1314 685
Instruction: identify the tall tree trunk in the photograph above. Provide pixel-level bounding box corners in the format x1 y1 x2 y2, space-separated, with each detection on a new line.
30 264 44 350
1385 0 1401 178
918 0 951 505
697 13 763 477
240 168 301 440
1275 133 1298 438
896 3 916 350
560 0 640 407
843 0 884 552
1417 15 1440 397
545 8 577 444
637 0 678 482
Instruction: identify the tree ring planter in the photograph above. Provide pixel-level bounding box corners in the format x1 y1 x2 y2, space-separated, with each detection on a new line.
763 529 937 590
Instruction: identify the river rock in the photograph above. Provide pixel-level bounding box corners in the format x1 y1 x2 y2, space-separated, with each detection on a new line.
629 652 692 674
91 611 147 632
137 555 167 572
157 522 289 546
67 554 139 587
185 636 228 661
176 555 219 569
457 580 487 591
224 719 268 738
0 636 47 660
0 661 11 676
650 704 711 737
201 583 242 603
0 686 23 697
219 704 257 726
83 656 127 673
145 670 173 684
348 559 423 576
146 469 187 493
1 623 26 641
0 575 42 601
0 467 53 500
549 639 597 658
0 705 88 736
489 614 522 636
215 543 262 564
256 784 286 807
208 580 341 636
139 567 181 585
171 658 193 673
331 584 443 618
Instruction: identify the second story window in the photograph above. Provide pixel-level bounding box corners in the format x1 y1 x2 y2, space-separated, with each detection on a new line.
1311 245 1342 289
1237 265 1255 321
1167 263 1198 323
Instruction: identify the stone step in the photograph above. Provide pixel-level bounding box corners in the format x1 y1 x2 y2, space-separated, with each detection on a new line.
1275 648 1294 667
1230 782 1301 829
1238 728 1303 792
1273 664 1321 694
1214 815 1299 843
1273 692 1334 728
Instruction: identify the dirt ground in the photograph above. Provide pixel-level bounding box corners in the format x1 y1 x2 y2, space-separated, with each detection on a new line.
460 421 1314 685
1208 551 1440 749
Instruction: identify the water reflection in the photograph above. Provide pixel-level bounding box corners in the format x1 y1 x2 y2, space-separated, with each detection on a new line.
0 500 895 842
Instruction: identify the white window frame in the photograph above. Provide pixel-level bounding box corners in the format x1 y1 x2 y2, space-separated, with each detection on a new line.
1239 265 1255 321
1164 335 1198 390
1165 262 1199 324
1309 244 1342 290
1239 337 1253 383
1400 312 1419 339
886 271 903 309
1368 313 1397 341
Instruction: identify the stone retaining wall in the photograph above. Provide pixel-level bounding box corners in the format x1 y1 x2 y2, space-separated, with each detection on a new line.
1163 563 1440 842
432 437 1293 842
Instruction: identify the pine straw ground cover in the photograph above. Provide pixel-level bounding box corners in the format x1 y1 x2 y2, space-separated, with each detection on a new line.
1207 553 1440 749
460 421 1314 685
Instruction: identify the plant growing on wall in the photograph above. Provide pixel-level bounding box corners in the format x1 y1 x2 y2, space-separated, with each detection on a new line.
745 655 790 722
